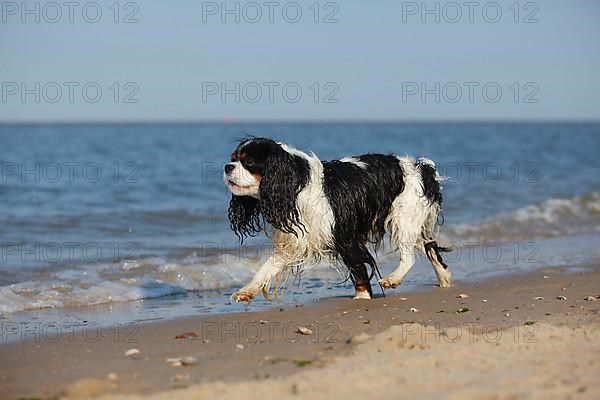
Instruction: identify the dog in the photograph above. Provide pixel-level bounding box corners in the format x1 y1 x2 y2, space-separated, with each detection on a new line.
224 137 451 302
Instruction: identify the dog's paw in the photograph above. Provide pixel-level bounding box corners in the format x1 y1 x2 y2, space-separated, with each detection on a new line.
230 289 257 303
353 290 372 300
437 273 452 288
378 276 402 289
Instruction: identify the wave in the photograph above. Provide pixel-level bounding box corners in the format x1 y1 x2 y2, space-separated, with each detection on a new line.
0 257 258 314
2 193 599 314
442 192 600 242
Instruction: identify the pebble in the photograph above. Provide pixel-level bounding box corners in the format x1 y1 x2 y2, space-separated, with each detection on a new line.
124 348 140 357
175 332 198 339
534 296 544 300
297 326 313 335
584 296 598 302
481 299 488 303
557 296 568 301
504 313 510 317
457 293 469 299
236 344 245 350
181 356 198 366
171 374 188 382
106 373 118 381
410 307 419 313
400 297 408 301
166 356 198 367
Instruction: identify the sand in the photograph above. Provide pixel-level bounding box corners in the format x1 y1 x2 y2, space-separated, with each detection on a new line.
1 265 599 400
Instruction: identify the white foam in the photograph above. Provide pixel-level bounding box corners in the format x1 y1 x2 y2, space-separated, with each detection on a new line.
442 192 600 242
0 258 259 314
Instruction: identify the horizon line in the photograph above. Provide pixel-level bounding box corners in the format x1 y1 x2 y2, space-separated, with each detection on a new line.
1 119 600 126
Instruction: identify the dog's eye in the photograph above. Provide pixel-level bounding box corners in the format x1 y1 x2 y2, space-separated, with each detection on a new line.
231 152 238 161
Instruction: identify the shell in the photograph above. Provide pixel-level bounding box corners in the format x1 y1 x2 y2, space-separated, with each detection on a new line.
457 293 469 299
297 326 313 335
124 348 140 357
410 307 419 313
557 295 568 300
181 356 198 366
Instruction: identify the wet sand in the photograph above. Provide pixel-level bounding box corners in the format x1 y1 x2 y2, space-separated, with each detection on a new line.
1 265 599 399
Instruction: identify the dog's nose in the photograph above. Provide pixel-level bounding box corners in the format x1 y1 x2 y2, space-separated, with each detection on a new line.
224 163 235 174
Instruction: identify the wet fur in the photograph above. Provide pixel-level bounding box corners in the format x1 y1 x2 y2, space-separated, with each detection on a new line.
225 138 451 301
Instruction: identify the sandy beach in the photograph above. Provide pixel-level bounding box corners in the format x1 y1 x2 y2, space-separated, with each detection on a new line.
1 264 599 400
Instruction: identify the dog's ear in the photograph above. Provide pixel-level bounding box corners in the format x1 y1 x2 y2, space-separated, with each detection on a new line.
259 145 310 236
228 195 263 241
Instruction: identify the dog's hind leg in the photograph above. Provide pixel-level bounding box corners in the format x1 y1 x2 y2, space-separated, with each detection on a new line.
424 241 452 288
337 243 375 299
350 263 373 300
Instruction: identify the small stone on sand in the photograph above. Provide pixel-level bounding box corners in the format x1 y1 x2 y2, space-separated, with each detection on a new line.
124 348 140 357
297 326 313 335
181 356 198 366
106 373 118 381
175 332 198 339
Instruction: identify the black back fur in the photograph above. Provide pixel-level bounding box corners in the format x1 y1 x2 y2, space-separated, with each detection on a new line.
322 155 405 287
416 159 442 206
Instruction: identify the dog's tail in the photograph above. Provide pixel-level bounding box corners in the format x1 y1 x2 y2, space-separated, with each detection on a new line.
416 157 445 241
416 158 452 287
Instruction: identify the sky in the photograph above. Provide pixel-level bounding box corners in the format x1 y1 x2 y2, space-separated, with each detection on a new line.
1 0 599 123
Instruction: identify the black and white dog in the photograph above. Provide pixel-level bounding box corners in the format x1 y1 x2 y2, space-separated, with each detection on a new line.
224 137 451 302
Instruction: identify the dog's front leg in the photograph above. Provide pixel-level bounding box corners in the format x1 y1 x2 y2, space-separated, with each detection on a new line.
231 255 286 303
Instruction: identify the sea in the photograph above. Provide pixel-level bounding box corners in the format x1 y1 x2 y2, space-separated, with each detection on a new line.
1 123 599 341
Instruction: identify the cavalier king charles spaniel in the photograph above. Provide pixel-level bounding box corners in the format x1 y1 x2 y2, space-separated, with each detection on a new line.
224 137 451 302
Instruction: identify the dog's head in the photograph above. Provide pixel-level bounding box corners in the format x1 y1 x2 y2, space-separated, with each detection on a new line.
224 138 310 240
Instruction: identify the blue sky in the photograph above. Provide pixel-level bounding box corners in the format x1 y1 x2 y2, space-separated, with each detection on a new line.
1 0 599 122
